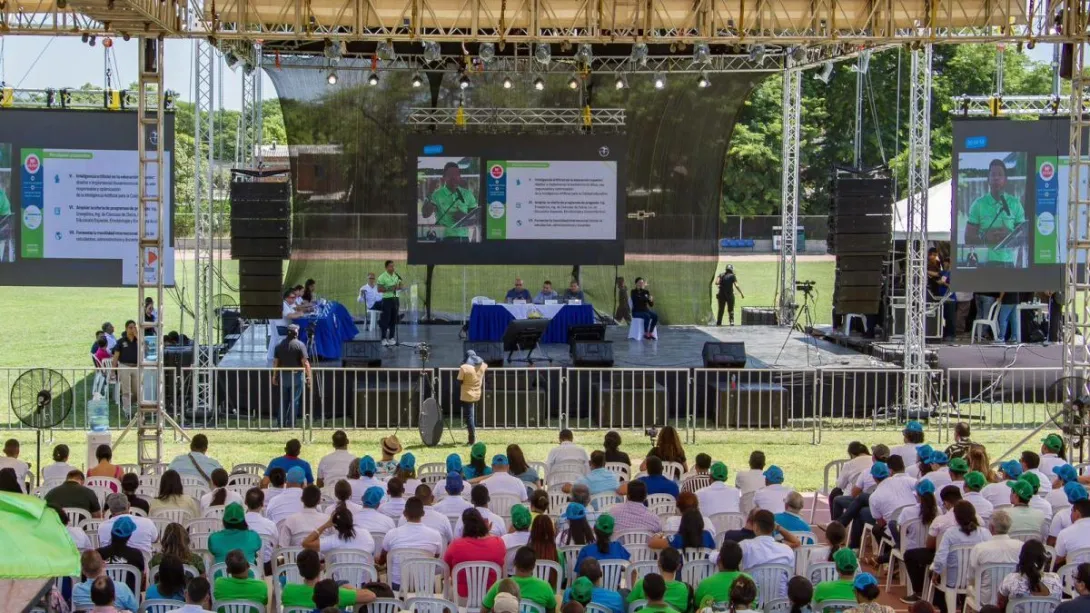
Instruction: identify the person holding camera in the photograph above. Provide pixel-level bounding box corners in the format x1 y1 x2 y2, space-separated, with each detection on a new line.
458 350 488 444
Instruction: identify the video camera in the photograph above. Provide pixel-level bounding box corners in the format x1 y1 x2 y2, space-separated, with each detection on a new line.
796 280 817 294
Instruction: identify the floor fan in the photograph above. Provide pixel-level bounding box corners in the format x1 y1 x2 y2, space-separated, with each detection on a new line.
9 368 73 488
1046 376 1090 463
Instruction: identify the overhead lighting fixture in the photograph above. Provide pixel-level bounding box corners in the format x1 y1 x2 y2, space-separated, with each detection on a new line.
815 61 834 84
377 40 396 61
323 39 342 59
224 50 239 69
458 74 471 89
693 42 711 64
614 73 628 90
697 72 711 88
653 72 666 90
792 46 807 62
88 36 96 47
630 43 649 66
423 41 441 63
748 44 766 64
367 71 380 86
532 76 546 91
575 43 593 64
327 71 338 85
534 42 552 64
851 49 872 74
411 72 424 87
567 74 580 90
502 75 514 89
479 42 496 63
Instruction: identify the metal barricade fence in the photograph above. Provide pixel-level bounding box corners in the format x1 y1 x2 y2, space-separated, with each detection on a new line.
436 367 563 430
564 368 690 431
944 367 1062 430
690 369 818 434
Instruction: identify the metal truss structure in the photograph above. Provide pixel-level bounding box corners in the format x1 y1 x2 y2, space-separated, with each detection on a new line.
778 65 801 325
406 107 625 126
0 87 174 109
239 45 265 167
1064 42 1090 460
952 94 1067 116
192 39 217 421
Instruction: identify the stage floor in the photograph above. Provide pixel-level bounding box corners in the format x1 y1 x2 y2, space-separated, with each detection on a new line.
222 322 897 370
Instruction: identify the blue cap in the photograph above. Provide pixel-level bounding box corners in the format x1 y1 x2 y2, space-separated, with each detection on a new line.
1053 464 1079 484
364 486 385 508
853 572 879 591
916 445 934 464
904 421 924 433
1064 481 1089 503
359 455 377 475
399 452 416 471
111 516 137 539
916 480 936 496
446 454 463 474
492 454 509 466
445 472 465 494
1000 460 1023 478
286 466 306 484
763 466 784 484
564 502 587 521
928 451 949 465
871 462 890 479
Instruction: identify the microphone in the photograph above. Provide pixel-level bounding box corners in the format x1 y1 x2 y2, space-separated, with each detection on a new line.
997 193 1011 216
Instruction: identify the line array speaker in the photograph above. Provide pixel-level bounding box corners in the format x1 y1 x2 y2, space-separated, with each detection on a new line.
231 181 291 319
342 340 383 367
829 173 892 315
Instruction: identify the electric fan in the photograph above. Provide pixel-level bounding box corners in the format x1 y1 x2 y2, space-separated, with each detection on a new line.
212 293 240 334
1045 376 1090 463
9 369 74 487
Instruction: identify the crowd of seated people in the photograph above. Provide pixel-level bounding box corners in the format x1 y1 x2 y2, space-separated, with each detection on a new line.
15 422 1090 613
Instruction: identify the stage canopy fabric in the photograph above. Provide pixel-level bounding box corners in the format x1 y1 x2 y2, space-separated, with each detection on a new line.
893 180 952 242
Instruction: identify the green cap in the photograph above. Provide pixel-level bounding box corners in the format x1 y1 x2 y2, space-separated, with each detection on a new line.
1008 479 1034 501
710 462 729 482
1042 434 1064 452
833 548 859 574
223 502 246 525
949 458 969 474
511 504 532 530
470 442 487 459
572 577 594 604
595 513 615 535
964 471 986 491
1019 472 1041 493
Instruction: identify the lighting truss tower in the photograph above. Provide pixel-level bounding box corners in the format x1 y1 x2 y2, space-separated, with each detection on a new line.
902 44 932 414
239 44 264 167
779 65 802 325
1064 40 1090 461
192 39 217 416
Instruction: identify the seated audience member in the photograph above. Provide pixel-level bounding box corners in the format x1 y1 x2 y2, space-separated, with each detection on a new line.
265 466 307 524
330 479 363 515
832 442 873 502
87 443 123 481
546 429 590 473
213 549 269 605
376 435 402 476
1047 464 1082 511
857 462 915 555
997 540 1063 611
610 480 662 533
961 471 995 522
682 453 714 493
279 485 326 547
446 453 465 476
316 429 355 487
150 470 201 519
263 467 288 504
944 422 978 460
814 548 860 605
145 553 187 601
891 421 927 466
405 483 456 544
176 576 214 613
788 576 814 613
569 572 625 613
120 473 150 515
644 426 688 472
53 506 91 551
151 522 208 576
240 488 277 573
567 451 620 496
983 460 1022 507
42 444 78 483
696 540 752 608
1054 563 1090 613
563 485 599 529
483 547 558 613
1020 451 1053 497
966 510 1022 611
392 452 422 494
601 431 630 466
99 494 158 556
662 492 712 535
201 468 242 512
45 470 102 517
503 504 533 549
810 521 849 568
263 438 314 486
1039 434 1068 476
736 451 767 495
445 508 507 598
1017 472 1053 520
481 454 530 501
506 278 532 303
349 456 384 501
72 551 139 613
574 514 630 570
435 473 474 519
640 456 681 499
379 477 408 519
720 508 761 544
466 442 494 480
1050 483 1088 543
697 462 741 516
304 504 375 555
377 497 444 589
740 510 795 579
1054 499 1090 567
753 465 792 514
1006 477 1047 533
933 501 991 592
96 517 145 594
557 503 596 547
775 492 811 533
847 573 893 613
650 509 716 551
356 486 397 533
455 484 508 538
535 280 560 304
507 444 540 489
88 577 124 613
563 281 585 303
282 549 376 608
627 548 689 613
166 434 224 481
630 277 659 339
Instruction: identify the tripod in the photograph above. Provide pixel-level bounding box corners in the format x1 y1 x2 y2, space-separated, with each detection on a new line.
773 285 820 365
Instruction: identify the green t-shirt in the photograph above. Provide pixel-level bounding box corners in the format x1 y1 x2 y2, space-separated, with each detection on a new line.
629 579 690 613
967 191 1026 264
428 184 478 238
208 528 263 564
377 271 400 299
695 571 753 609
813 579 856 604
213 576 268 605
0 187 10 216
483 575 557 612
639 606 680 613
281 583 357 608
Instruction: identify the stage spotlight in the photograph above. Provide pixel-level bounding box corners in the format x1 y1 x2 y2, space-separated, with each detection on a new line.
791 46 807 62
224 50 239 69
479 42 496 63
122 32 131 41
697 72 711 88
367 71 379 86
653 72 666 89
377 40 397 61
81 33 89 43
693 42 711 64
327 70 338 85
748 44 765 64
575 43 593 64
89 36 96 47
323 39 342 59
502 75 514 89
614 73 628 89
532 76 546 90
411 72 424 87
458 74 471 89
630 43 649 66
850 49 871 74
422 41 441 63
534 42 552 64
567 74 580 90
815 61 834 84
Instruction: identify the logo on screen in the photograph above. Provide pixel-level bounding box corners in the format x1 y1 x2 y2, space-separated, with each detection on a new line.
965 136 987 150
490 164 504 179
599 147 610 158
489 201 505 219
1037 212 1056 236
1040 162 1056 181
23 205 42 230
24 154 41 174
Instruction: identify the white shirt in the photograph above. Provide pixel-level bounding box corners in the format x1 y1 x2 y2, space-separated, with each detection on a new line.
433 495 474 519
981 482 1013 508
381 522 444 585
68 526 92 551
740 535 794 599
966 534 1022 601
1049 510 1072 539
350 476 386 503
696 482 741 516
962 491 995 522
1038 454 1066 479
43 461 79 483
379 498 407 519
922 468 953 491
318 450 357 485
245 511 279 563
1046 488 1070 514
481 471 529 501
98 514 159 556
199 489 244 513
0 457 29 492
891 443 922 465
278 507 327 546
320 528 376 555
546 442 589 474
735 470 766 495
869 476 918 522
1029 469 1054 496
264 486 287 505
359 283 382 310
398 508 455 545
354 508 397 534
664 513 715 534
896 506 929 550
753 484 793 514
105 332 118 352
1055 517 1090 562
265 488 304 525
932 527 991 584
166 605 216 613
455 506 507 538
502 531 531 550
1029 495 1053 521
928 509 959 543
837 456 875 491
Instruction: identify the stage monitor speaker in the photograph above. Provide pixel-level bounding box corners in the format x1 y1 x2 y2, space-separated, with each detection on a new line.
572 341 614 366
418 396 444 447
342 340 383 367
163 345 196 368
567 323 606 345
702 342 747 369
463 341 504 367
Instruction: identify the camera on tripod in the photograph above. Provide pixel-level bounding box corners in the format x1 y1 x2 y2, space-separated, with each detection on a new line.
796 280 817 294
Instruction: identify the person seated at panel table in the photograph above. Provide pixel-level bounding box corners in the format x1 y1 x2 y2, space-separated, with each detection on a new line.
564 281 586 303
301 278 318 304
535 281 559 304
505 278 532 304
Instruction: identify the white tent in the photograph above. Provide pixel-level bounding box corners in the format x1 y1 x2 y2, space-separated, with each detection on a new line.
893 179 952 242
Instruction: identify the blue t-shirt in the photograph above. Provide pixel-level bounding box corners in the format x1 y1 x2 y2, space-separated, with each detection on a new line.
575 541 631 571
774 512 811 534
576 468 621 495
464 464 493 479
938 271 951 297
146 584 185 601
73 579 139 612
265 456 314 484
668 531 717 550
564 586 627 613
506 288 532 302
640 474 680 498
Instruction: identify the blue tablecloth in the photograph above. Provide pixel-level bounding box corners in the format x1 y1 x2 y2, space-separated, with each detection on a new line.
468 304 595 344
297 301 360 360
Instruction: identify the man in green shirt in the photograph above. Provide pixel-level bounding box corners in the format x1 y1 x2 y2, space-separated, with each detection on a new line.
813 548 859 605
695 540 753 609
376 260 403 346
0 185 10 216
483 547 557 613
641 573 682 613
208 503 263 564
629 548 691 613
212 549 268 605
422 161 479 242
281 549 375 608
965 159 1026 266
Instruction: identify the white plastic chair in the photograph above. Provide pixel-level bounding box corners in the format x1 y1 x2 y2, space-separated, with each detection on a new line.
226 473 260 487
972 301 1001 344
231 463 266 475
605 462 631 482
628 600 649 613
749 563 793 603
1058 562 1084 598
808 562 838 585
548 491 570 514
522 601 548 613
489 493 521 518
740 491 757 515
203 505 227 519
533 559 563 593
559 545 582 587
647 494 675 518
626 543 657 563
681 474 712 493
400 558 451 599
359 598 406 613
629 560 658 586
590 493 623 512
599 559 629 591
763 599 792 613
327 549 374 566
710 512 746 534
452 561 503 613
924 544 976 613
186 518 221 535
886 517 923 593
406 597 459 613
64 507 91 527
151 508 195 524
791 531 818 545
104 563 142 597
139 600 182 613
810 459 847 522
1005 595 1061 613
213 602 265 613
585 604 611 613
662 462 685 481
681 559 716 586
615 531 649 547
966 562 1018 612
330 561 378 586
86 476 122 494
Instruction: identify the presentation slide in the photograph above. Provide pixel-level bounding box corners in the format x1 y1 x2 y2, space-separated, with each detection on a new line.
407 134 626 265
0 110 175 287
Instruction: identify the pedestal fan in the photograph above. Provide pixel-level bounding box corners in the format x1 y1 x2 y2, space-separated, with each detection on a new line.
1045 376 1090 464
9 368 73 487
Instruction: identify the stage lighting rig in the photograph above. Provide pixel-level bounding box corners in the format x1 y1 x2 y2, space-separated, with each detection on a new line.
458 74 471 89
693 42 711 64
411 72 424 87
502 75 514 89
376 40 397 61
422 41 442 63
630 43 649 66
534 43 552 64
326 70 338 85
367 72 379 86
575 43 593 64
479 42 496 63
653 73 666 89
815 61 834 84
850 49 871 74
614 73 628 90
748 44 766 64
567 74 580 90
697 72 711 88
532 76 546 90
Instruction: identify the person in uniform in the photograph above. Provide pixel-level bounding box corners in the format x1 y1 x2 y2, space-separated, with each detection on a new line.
716 265 745 326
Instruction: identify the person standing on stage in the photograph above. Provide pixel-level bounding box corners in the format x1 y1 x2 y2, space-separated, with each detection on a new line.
458 350 488 445
614 277 631 325
377 261 403 347
716 265 745 326
631 278 659 340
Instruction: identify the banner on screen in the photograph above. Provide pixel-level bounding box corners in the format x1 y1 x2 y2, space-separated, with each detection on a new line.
407 134 626 265
0 109 175 287
951 119 1079 292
